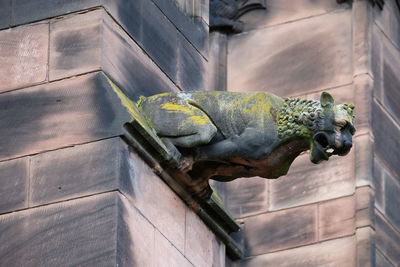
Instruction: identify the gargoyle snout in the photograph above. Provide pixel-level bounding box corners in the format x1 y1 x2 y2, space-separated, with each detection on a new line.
334 139 352 156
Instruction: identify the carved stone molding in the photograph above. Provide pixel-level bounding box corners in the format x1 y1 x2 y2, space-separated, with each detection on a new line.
210 0 267 33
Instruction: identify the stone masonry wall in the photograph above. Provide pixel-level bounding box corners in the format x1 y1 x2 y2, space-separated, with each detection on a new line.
0 1 225 266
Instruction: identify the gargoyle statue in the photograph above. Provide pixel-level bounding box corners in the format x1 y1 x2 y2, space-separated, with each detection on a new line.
136 91 355 198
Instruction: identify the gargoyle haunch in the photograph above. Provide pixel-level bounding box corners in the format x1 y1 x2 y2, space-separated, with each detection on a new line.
137 91 355 182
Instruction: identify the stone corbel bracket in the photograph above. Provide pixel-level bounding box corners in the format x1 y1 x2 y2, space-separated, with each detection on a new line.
113 85 244 259
210 0 267 33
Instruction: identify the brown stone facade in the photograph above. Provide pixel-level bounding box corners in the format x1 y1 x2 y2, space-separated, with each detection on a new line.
0 0 399 266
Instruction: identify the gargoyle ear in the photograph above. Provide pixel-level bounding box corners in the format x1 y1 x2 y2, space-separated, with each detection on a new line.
320 92 335 108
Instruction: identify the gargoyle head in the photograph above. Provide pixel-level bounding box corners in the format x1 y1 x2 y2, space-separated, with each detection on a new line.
277 92 355 164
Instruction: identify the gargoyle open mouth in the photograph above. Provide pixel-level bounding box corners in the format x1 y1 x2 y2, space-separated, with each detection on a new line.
310 132 335 164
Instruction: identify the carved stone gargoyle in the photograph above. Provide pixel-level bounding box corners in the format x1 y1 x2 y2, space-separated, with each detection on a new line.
130 91 355 199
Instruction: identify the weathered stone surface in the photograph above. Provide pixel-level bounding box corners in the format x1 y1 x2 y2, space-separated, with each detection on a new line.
122 150 186 253
374 0 400 49
319 195 355 241
0 72 131 161
177 34 208 91
154 230 192 267
371 25 383 100
306 84 354 104
373 157 384 212
208 32 227 91
238 0 346 31
376 249 395 267
375 210 400 264
269 151 355 211
356 227 374 267
0 192 118 266
0 23 48 92
185 208 215 267
101 11 179 99
228 11 352 97
372 100 400 185
243 205 317 256
30 138 125 206
384 172 400 231
356 186 374 228
117 195 155 267
223 177 268 219
49 9 102 80
0 158 29 214
353 75 373 134
382 37 400 125
239 236 356 267
0 0 11 29
211 237 226 267
12 0 100 26
352 1 372 76
355 134 374 187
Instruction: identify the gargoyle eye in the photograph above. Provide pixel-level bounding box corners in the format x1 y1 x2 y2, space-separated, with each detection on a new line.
335 120 347 128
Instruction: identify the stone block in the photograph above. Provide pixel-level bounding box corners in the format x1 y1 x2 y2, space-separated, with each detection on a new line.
117 195 155 267
269 151 355 211
49 9 102 80
353 75 373 134
239 236 356 267
101 11 179 99
30 138 126 206
185 208 215 267
238 0 346 32
376 249 394 267
374 0 400 49
177 34 208 91
0 72 132 161
154 230 192 267
0 23 48 92
375 211 400 264
372 100 400 185
208 32 227 91
371 25 383 100
355 134 374 187
0 0 11 29
12 0 101 26
384 172 400 231
0 192 118 266
356 186 374 228
243 205 317 256
223 177 268 219
318 195 355 241
49 9 178 98
122 150 186 254
382 37 400 125
373 157 384 212
352 1 372 76
0 158 29 214
356 227 374 267
141 1 178 82
228 11 352 97
306 84 354 103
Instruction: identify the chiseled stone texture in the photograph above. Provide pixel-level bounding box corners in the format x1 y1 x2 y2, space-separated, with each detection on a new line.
239 0 346 31
0 72 131 161
237 236 356 267
0 23 48 92
223 177 268 219
242 205 317 256
29 138 126 207
0 0 11 29
0 158 29 214
375 210 400 265
124 149 187 254
372 100 400 185
0 192 118 266
185 209 216 267
356 186 374 228
356 227 374 267
318 195 355 241
228 10 352 97
373 0 400 49
269 151 355 211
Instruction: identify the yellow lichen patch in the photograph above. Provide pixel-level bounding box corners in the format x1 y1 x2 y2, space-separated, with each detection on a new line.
242 93 272 115
186 115 209 125
106 77 137 119
161 103 195 115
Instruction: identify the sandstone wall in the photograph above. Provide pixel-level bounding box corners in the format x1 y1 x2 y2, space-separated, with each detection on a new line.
0 1 226 266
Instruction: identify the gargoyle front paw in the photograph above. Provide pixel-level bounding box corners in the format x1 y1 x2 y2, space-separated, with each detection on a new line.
177 156 194 172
